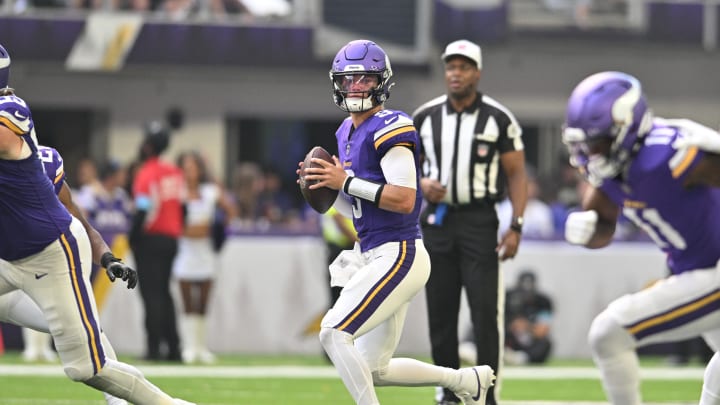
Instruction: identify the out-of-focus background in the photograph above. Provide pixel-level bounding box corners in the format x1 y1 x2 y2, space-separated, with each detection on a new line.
0 0 717 362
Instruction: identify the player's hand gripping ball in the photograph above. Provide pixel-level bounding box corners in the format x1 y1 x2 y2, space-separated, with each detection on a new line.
299 146 338 214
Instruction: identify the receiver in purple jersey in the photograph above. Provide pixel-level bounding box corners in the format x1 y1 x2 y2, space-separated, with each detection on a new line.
596 121 720 274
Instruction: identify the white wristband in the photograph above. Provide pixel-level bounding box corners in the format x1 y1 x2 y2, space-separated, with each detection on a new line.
343 176 384 205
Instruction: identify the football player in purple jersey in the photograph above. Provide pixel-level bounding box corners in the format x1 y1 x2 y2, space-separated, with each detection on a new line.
300 39 495 405
0 43 194 405
562 71 720 405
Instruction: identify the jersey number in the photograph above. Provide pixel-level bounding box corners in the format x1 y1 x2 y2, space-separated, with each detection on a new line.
345 169 363 219
622 207 686 250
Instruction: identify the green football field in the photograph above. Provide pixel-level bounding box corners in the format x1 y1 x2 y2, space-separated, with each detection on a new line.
0 352 705 404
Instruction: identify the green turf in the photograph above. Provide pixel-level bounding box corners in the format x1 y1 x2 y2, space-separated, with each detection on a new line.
0 351 705 404
0 376 702 405
0 375 703 404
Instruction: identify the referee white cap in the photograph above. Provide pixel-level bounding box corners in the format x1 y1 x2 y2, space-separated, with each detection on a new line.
441 39 482 69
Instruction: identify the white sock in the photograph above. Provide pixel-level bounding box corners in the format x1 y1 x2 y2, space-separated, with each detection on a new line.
100 333 128 405
84 358 175 405
319 327 379 405
594 351 641 404
589 311 641 405
701 352 720 405
373 357 458 389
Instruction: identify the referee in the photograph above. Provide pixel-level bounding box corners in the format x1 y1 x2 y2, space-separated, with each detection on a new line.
413 39 528 405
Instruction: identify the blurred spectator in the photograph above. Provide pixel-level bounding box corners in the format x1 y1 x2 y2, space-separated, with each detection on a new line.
550 175 588 237
497 165 554 239
76 160 133 243
75 159 134 293
73 157 100 196
173 151 236 364
459 270 554 366
230 161 264 228
129 120 184 362
257 166 295 225
504 270 553 364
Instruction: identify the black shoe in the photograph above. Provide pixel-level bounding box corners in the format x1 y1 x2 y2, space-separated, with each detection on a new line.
165 350 182 362
437 401 460 405
142 352 161 361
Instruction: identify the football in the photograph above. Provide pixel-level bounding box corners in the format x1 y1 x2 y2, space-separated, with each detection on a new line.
299 146 338 214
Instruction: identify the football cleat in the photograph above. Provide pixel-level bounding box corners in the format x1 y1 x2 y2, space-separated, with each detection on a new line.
453 365 495 405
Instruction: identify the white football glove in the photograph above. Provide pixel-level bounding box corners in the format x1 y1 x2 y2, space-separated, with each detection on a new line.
565 210 599 245
669 119 720 153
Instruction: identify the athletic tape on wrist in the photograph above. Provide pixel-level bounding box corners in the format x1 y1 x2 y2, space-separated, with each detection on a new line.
343 176 384 205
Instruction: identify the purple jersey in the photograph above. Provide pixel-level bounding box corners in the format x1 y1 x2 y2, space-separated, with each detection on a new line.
336 109 422 251
38 145 66 195
598 120 720 274
0 96 72 261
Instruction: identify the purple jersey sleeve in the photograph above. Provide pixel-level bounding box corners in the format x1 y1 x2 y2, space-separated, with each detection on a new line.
599 123 720 274
37 145 66 195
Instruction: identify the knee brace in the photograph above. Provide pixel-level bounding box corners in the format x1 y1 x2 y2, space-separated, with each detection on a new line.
588 311 636 359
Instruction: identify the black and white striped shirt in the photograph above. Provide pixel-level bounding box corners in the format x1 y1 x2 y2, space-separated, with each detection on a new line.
413 92 524 205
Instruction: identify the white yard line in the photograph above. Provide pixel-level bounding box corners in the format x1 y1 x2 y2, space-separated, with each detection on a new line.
0 364 704 379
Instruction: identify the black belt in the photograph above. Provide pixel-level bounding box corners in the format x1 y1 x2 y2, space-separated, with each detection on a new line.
445 202 494 212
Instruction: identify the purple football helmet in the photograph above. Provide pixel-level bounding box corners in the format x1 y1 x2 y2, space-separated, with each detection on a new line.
329 40 394 112
0 44 10 89
562 71 653 184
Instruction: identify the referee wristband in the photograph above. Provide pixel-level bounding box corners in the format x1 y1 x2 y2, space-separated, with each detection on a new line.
343 176 385 205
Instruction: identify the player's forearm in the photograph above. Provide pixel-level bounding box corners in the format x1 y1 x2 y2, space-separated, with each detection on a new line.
377 184 416 214
86 225 112 265
584 220 616 249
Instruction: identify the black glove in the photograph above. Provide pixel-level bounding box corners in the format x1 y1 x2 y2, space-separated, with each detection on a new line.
101 252 138 289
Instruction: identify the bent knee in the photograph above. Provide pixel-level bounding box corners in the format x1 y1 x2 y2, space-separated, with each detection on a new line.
319 327 347 348
64 364 97 382
588 311 634 358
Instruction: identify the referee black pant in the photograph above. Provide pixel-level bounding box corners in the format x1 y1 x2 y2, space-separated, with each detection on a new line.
422 206 501 405
132 233 181 360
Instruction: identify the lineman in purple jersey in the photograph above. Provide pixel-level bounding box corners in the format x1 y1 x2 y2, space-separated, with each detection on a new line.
300 39 495 405
0 44 194 405
562 71 720 405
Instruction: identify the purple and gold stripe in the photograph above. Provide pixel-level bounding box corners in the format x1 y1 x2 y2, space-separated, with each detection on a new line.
334 240 415 335
374 126 415 150
54 170 64 185
671 146 698 178
60 232 106 374
626 289 720 340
